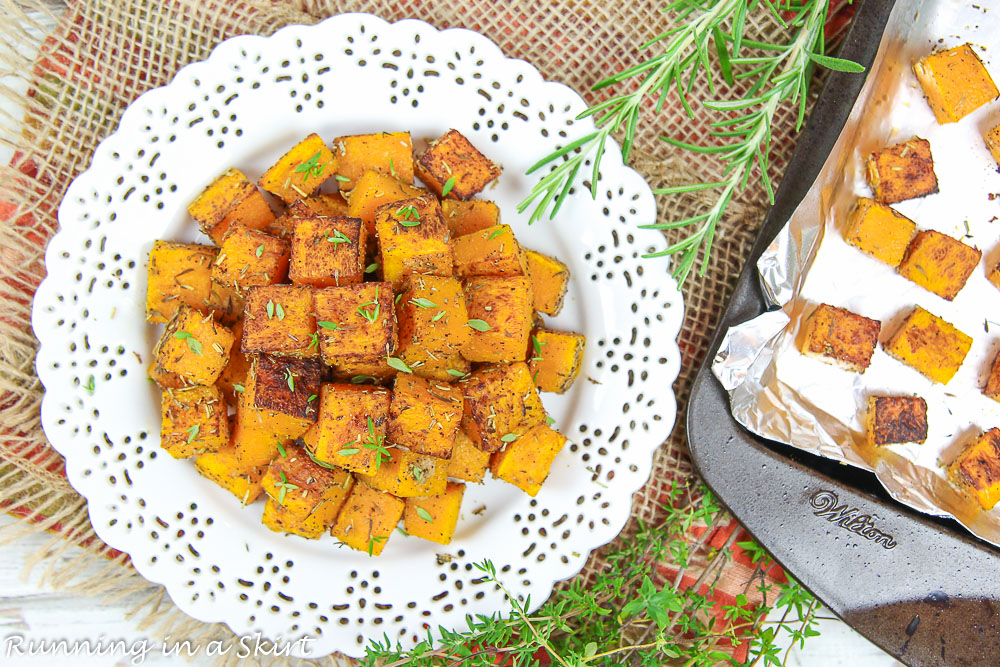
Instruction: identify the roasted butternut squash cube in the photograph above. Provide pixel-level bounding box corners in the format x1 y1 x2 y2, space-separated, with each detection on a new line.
403 482 465 544
233 362 314 467
251 354 322 422
314 283 398 369
844 198 916 267
146 241 217 323
982 349 1000 401
462 276 534 363
442 200 500 238
798 303 880 373
148 362 188 390
412 352 472 383
524 249 570 316
154 304 235 385
205 282 245 326
447 430 489 483
260 498 320 538
268 193 351 239
897 230 980 300
261 444 354 518
300 383 392 476
883 306 972 384
913 44 998 124
195 445 267 505
460 362 546 452
217 321 250 404
865 137 938 204
948 428 1000 510
258 133 334 204
331 132 414 189
986 124 1000 166
374 195 452 288
415 129 501 200
347 170 426 240
396 275 471 367
241 285 317 358
161 385 229 458
358 447 447 497
387 374 463 459
288 216 366 287
188 168 275 244
490 423 566 497
452 225 528 277
528 329 586 394
865 395 928 446
330 482 404 556
212 226 290 293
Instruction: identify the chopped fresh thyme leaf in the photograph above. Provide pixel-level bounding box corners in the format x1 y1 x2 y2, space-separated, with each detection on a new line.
467 319 491 332
446 369 468 378
365 262 379 274
307 394 318 402
83 374 96 394
395 204 421 225
266 299 275 319
432 310 447 322
276 440 287 458
285 368 295 392
488 228 505 240
326 229 352 246
350 374 378 384
173 331 202 355
500 433 519 443
334 174 350 183
233 383 245 393
386 356 413 373
186 424 199 443
410 297 438 309
275 302 286 321
317 320 341 330
416 507 434 523
255 244 264 257
440 175 456 198
293 150 328 180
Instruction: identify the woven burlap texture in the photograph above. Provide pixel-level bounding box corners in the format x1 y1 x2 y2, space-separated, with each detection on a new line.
0 0 818 662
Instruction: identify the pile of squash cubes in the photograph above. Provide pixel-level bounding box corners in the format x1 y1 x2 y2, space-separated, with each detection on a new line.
146 129 586 555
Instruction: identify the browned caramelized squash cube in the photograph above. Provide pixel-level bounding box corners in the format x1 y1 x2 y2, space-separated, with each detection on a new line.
347 170 427 240
314 282 398 370
395 275 471 368
524 249 570 316
146 241 217 323
330 482 404 555
447 429 490 483
300 383 392 477
188 168 275 244
844 198 917 267
195 445 268 505
154 304 235 385
865 395 928 446
358 448 447 498
865 137 938 204
913 44 999 124
460 362 546 453
883 306 972 384
415 129 501 200
462 276 534 363
289 216 366 287
403 482 465 544
897 230 980 300
442 200 500 238
387 374 463 459
258 133 334 204
374 195 453 289
528 329 586 394
982 349 1000 401
331 132 414 188
490 423 567 497
451 225 528 277
241 285 317 358
233 360 314 467
251 354 322 422
948 428 1000 510
260 444 354 518
798 303 880 373
161 385 229 458
212 226 290 293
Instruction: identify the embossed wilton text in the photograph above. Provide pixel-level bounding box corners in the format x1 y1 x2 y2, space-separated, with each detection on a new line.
808 490 897 549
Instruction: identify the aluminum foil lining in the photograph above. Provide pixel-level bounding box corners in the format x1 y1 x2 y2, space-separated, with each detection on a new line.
713 0 1000 545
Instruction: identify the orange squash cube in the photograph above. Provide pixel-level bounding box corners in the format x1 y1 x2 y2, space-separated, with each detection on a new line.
300 383 392 476
844 198 916 267
451 225 528 277
415 129 501 200
260 444 354 518
387 374 462 459
188 167 275 244
897 230 980 300
460 362 546 453
865 137 938 204
447 430 490 483
250 354 322 422
442 200 500 238
913 44 999 124
490 423 566 497
395 275 471 367
154 304 235 385
799 303 880 373
148 362 188 390
948 428 1000 510
146 241 217 323
288 216 366 287
403 482 465 544
258 133 334 204
883 306 972 384
358 447 448 498
865 395 928 446
268 193 350 239
233 360 314 467
347 170 427 240
211 226 290 293
331 132 414 189
195 445 267 505
462 276 534 363
374 195 453 289
241 285 318 358
313 283 398 369
524 249 570 316
330 482 405 556
528 329 586 394
161 385 229 458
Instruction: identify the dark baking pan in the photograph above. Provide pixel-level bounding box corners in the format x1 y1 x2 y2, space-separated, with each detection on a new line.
687 1 1000 665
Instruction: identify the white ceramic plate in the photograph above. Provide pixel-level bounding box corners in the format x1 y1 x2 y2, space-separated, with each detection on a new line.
32 13 683 658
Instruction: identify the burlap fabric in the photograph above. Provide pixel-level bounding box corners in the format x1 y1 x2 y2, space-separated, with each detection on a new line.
0 0 851 663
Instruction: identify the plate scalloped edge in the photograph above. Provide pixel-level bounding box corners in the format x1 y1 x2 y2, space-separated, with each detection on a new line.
31 12 684 658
